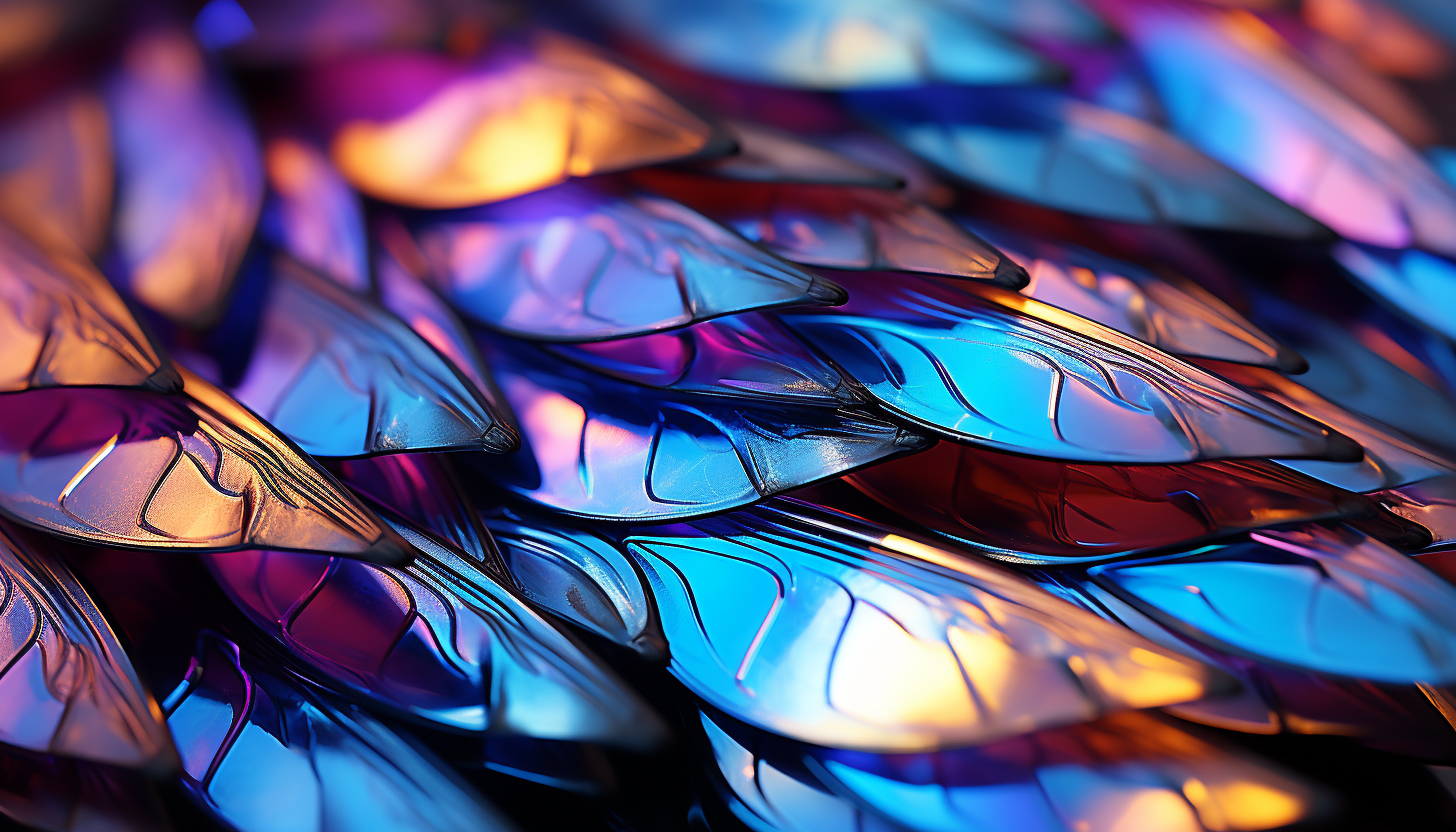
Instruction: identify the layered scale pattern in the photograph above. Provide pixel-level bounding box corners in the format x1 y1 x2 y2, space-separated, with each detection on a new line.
4 1 1456 831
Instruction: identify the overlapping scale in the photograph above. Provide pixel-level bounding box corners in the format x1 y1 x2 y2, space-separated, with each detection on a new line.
1378 476 1456 549
848 86 1320 236
0 218 179 393
626 499 1224 751
0 367 406 563
545 312 857 406
1206 360 1456 492
0 521 173 770
681 119 903 187
482 336 927 520
106 29 263 327
163 633 516 832
968 220 1301 370
847 441 1383 563
260 137 369 292
483 508 665 658
590 0 1060 88
1090 525 1456 683
634 169 1028 284
780 273 1355 464
206 514 665 747
0 747 167 832
409 182 843 341
0 86 112 254
311 33 716 209
228 253 515 456
700 708 1317 832
1113 2 1456 254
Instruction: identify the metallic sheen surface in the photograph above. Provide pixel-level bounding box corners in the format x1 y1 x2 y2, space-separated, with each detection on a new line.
635 170 1027 284
591 0 1060 88
316 33 715 208
106 30 263 327
1333 240 1456 344
483 337 928 520
782 273 1355 464
1092 525 1456 683
849 85 1320 235
0 218 179 393
626 499 1223 751
163 633 516 832
0 367 406 562
0 522 174 771
206 517 664 746
969 220 1300 370
230 254 515 456
412 182 843 342
686 119 904 187
848 440 1380 563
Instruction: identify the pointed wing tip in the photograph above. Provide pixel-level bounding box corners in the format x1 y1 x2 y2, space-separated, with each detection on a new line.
992 257 1031 290
358 528 417 566
806 274 848 306
1323 429 1366 464
482 423 523 454
1273 344 1309 375
142 365 184 394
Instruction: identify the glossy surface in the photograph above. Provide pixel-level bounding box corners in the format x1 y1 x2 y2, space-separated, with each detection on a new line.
412 182 842 342
702 708 1315 832
0 747 167 832
0 87 112 254
164 634 515 832
781 273 1353 463
848 441 1375 563
687 120 903 187
627 499 1222 750
1377 475 1456 548
849 85 1319 235
1206 360 1456 492
261 137 369 292
1333 241 1456 344
546 312 857 406
1092 525 1456 682
0 368 406 562
592 0 1059 88
483 337 927 520
207 517 663 746
635 171 1027 284
230 254 515 457
106 30 263 327
0 218 179 393
968 220 1299 370
1121 4 1456 254
0 522 173 770
484 509 664 658
316 33 714 208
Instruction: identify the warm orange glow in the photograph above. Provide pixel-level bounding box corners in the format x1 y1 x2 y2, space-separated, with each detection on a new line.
1193 779 1307 831
829 604 979 728
1305 0 1451 78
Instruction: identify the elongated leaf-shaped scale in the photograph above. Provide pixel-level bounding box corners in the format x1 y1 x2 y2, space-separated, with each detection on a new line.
1207 360 1456 492
633 170 1028 285
163 634 516 832
229 254 515 456
1091 525 1456 683
206 516 664 747
847 440 1381 563
848 85 1320 236
0 218 179 393
0 521 174 770
411 182 843 342
0 746 169 832
700 708 1316 832
1112 2 1456 254
0 87 112 255
0 367 407 563
545 312 858 407
782 273 1355 464
312 33 715 209
968 220 1301 370
683 119 903 187
106 30 263 327
481 336 927 521
626 499 1224 751
260 137 369 292
590 0 1059 88
1379 476 1456 548
483 508 665 658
